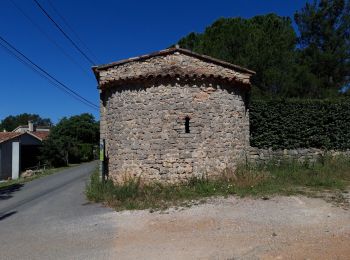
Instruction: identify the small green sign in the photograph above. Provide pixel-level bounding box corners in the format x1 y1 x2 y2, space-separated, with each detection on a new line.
99 140 104 161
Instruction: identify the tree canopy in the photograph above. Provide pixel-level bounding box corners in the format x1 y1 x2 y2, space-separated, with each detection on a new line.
0 113 52 131
41 113 99 167
295 0 350 93
178 14 297 96
177 0 350 98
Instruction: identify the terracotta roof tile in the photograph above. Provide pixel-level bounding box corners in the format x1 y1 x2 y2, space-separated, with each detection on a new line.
0 132 22 143
0 131 49 144
93 47 255 74
93 48 255 90
31 131 50 140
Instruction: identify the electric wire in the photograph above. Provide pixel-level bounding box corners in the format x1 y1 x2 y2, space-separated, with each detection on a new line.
0 41 93 108
9 0 92 77
46 0 102 64
0 35 99 110
33 0 96 65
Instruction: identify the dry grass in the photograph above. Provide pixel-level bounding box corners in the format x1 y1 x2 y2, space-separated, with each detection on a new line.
86 155 350 211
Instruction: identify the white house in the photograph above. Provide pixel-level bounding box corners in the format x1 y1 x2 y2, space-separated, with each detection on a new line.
0 122 50 180
12 121 50 133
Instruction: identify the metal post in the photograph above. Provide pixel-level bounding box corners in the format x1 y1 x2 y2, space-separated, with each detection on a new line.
99 139 105 182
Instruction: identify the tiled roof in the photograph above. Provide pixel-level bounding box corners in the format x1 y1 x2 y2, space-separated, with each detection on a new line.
0 132 22 143
93 47 255 74
92 47 255 89
31 131 50 140
0 131 49 144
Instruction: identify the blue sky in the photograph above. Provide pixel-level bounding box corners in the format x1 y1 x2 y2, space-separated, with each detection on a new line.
0 0 309 123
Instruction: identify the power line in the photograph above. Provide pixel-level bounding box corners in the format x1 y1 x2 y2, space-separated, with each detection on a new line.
0 35 98 109
0 37 98 110
9 0 91 77
0 35 99 110
0 41 94 109
33 0 96 65
1 43 92 109
46 0 102 64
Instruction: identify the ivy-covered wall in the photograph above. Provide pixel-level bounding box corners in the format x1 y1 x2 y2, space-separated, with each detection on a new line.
250 99 350 150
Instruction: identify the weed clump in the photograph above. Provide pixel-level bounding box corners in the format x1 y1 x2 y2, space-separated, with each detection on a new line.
86 156 350 211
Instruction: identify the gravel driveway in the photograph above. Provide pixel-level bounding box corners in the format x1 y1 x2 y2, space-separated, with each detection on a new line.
114 195 350 260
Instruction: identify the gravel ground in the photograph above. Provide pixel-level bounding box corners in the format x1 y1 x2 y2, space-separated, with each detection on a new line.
114 195 350 260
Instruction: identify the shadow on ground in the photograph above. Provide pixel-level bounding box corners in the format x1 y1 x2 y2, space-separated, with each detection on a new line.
0 183 24 200
0 211 17 221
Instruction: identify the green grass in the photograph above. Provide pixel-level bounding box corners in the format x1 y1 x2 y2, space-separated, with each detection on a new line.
0 165 74 189
86 156 350 211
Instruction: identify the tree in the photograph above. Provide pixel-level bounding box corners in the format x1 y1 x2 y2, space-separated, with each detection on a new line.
295 0 350 94
0 113 52 131
177 14 298 96
41 113 99 167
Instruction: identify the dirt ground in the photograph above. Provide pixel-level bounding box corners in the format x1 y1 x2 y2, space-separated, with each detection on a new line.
114 195 350 260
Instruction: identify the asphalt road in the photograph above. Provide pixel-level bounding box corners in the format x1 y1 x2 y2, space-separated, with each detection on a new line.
0 161 118 260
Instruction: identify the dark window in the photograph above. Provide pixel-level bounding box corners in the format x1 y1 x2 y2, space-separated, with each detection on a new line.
185 116 190 133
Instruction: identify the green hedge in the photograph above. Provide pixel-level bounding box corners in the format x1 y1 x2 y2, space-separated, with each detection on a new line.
250 99 350 150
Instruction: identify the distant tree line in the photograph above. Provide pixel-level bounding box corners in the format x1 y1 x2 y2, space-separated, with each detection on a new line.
177 0 350 98
0 113 52 131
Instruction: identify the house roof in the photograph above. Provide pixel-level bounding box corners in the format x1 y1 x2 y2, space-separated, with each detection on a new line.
12 125 51 132
92 47 255 90
0 132 23 143
93 47 255 74
0 131 49 144
31 131 50 140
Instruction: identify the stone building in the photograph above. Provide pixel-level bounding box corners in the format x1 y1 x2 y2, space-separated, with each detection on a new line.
93 47 255 183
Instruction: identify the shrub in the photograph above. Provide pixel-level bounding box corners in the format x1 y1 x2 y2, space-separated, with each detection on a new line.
41 113 99 167
250 98 350 149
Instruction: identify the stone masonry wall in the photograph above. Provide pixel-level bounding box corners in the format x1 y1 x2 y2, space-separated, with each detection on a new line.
101 79 249 183
248 147 350 164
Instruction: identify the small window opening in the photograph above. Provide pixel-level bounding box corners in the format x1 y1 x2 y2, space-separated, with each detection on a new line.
185 116 190 133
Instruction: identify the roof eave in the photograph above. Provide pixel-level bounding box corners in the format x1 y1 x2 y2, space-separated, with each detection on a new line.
98 75 252 92
0 132 44 144
92 47 256 76
26 131 44 142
